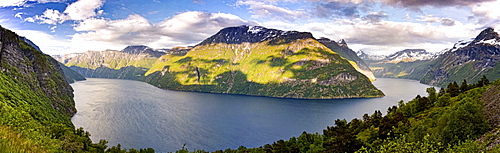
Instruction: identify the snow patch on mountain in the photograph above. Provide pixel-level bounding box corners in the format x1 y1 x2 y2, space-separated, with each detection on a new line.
386 49 434 63
476 38 500 46
450 40 472 52
359 49 436 63
247 26 263 34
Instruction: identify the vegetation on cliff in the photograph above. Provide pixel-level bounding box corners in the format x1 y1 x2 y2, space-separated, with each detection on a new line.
0 25 153 152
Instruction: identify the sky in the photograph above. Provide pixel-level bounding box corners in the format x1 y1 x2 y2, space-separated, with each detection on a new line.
0 0 499 55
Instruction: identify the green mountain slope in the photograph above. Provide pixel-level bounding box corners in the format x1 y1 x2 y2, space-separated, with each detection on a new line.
317 38 376 81
54 46 167 80
145 26 384 99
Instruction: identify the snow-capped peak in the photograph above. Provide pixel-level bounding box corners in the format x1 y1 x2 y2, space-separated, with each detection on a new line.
385 49 434 62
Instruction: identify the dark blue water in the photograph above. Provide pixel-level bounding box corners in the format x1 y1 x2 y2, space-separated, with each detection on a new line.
71 78 436 152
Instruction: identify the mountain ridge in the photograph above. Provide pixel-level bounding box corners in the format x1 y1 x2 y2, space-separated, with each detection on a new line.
359 27 500 87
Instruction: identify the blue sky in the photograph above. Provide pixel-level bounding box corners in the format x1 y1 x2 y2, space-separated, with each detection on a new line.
0 0 499 55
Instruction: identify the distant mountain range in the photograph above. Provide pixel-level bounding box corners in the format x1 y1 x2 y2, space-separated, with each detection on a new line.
52 45 191 80
56 25 384 99
360 27 500 87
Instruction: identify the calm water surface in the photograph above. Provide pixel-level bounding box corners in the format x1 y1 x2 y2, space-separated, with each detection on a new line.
71 78 436 152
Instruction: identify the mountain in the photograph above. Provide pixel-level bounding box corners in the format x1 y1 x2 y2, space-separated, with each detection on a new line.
421 27 500 87
357 50 386 61
358 28 500 87
54 45 177 79
0 25 153 152
144 25 384 99
0 25 85 151
359 49 436 80
21 38 86 84
385 49 434 63
317 38 376 81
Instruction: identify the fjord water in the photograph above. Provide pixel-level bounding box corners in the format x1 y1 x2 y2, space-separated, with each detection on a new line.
71 78 435 152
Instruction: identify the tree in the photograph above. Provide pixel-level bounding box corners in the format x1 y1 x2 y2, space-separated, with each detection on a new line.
460 79 468 93
438 88 446 97
447 82 459 97
426 87 437 103
481 75 489 86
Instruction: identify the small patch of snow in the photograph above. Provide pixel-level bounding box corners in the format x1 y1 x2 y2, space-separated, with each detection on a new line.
248 26 262 34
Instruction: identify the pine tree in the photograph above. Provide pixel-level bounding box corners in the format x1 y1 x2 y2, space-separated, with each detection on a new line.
460 79 468 93
447 82 459 97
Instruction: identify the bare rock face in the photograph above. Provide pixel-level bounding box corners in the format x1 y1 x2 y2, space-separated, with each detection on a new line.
481 84 500 127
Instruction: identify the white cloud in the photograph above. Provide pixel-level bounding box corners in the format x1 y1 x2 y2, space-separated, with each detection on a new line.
471 0 500 26
417 15 456 26
69 11 259 52
33 9 64 24
63 0 104 21
29 0 104 24
0 0 66 7
263 19 480 54
236 0 307 21
13 29 71 55
0 0 28 7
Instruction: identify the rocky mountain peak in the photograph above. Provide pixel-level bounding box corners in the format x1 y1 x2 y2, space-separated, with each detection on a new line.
122 45 151 54
197 25 314 46
474 27 499 42
121 45 164 57
338 39 347 46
